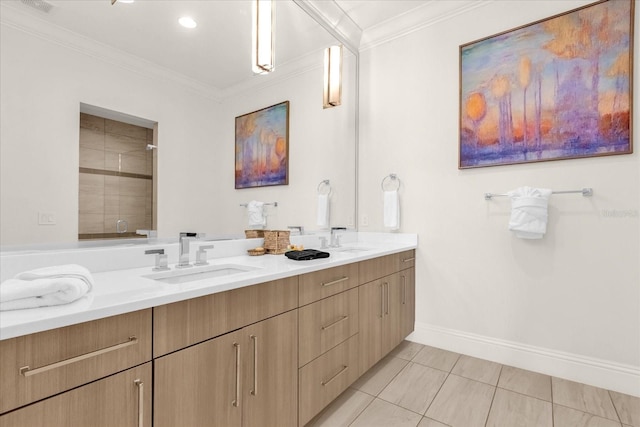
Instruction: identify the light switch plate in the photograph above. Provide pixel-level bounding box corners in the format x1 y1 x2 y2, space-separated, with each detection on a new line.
38 211 56 225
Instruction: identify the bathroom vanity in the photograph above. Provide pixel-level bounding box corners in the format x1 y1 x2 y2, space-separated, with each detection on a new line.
0 234 416 427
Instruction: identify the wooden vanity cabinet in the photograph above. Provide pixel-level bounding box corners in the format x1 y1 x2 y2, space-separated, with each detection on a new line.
0 361 152 427
154 310 298 427
399 266 416 339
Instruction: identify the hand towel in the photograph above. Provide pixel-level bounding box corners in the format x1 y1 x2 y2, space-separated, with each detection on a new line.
506 186 552 239
247 200 266 229
317 194 330 228
1 264 94 311
383 190 400 230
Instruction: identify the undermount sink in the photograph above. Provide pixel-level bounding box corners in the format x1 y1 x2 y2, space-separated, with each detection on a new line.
143 264 260 284
330 247 373 254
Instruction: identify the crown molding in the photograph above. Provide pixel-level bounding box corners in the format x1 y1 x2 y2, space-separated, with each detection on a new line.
359 0 495 52
0 2 223 102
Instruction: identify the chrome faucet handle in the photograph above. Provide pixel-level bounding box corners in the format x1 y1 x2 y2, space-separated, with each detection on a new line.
318 237 328 249
195 245 214 266
145 249 169 271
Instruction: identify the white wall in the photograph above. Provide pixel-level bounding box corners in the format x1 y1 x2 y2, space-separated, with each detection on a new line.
0 19 356 245
358 1 639 395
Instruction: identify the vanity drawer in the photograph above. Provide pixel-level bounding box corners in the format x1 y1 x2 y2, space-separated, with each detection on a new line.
0 309 152 414
298 287 358 367
359 253 398 284
299 263 359 306
153 276 298 356
398 250 416 270
298 334 359 427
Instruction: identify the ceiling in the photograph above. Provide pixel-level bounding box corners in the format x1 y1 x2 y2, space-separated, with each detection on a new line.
1 0 470 91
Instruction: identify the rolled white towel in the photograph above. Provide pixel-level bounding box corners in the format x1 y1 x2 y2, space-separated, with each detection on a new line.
383 190 400 230
1 264 94 311
506 187 552 239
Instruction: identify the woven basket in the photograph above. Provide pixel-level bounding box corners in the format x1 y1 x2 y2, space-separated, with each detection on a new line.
263 230 290 254
247 248 266 256
245 229 265 239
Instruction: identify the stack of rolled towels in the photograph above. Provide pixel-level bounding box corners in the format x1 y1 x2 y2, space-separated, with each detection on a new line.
0 264 94 311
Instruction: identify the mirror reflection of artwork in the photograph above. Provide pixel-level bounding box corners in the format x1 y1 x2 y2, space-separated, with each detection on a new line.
459 0 633 169
235 101 289 189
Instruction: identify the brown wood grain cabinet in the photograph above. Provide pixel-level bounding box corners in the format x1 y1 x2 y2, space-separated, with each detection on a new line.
0 362 152 427
154 310 298 427
0 309 152 414
298 263 359 307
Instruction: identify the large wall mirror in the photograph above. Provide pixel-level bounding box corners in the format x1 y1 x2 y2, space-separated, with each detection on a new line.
0 0 357 248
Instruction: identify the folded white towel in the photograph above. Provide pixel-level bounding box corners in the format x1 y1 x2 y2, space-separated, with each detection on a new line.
1 264 94 311
317 194 330 229
383 190 400 230
506 187 552 239
247 200 266 229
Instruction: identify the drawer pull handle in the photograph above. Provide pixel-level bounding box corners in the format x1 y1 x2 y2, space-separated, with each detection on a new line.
321 365 348 386
402 257 415 263
321 315 349 331
250 335 258 396
232 343 241 407
19 336 138 377
321 276 349 287
380 283 384 318
134 379 144 427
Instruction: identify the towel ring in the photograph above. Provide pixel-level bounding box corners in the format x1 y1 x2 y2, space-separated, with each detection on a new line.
381 174 401 191
317 179 332 195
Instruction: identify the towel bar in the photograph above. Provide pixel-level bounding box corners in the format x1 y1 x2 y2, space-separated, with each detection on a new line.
484 188 593 200
240 202 278 207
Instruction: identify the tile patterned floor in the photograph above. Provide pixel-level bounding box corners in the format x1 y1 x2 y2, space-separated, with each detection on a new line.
306 341 640 427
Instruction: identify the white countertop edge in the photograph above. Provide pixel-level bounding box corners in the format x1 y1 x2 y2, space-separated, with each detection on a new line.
1 234 417 340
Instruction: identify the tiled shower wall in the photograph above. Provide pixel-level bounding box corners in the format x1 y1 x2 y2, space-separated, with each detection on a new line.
78 113 153 239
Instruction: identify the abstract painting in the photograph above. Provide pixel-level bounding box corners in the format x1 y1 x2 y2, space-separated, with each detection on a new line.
459 0 633 169
235 101 289 188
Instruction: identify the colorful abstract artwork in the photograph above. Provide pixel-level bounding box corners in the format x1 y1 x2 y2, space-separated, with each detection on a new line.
235 101 289 189
459 0 633 169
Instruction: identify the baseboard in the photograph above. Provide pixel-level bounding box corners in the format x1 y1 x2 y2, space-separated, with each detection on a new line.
407 322 640 397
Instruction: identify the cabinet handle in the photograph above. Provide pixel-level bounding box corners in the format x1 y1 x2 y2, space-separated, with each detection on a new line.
321 315 349 330
402 257 415 263
250 335 258 396
321 365 348 386
385 282 389 315
401 275 406 305
232 343 240 407
134 379 144 427
379 283 384 318
19 336 138 377
321 276 349 287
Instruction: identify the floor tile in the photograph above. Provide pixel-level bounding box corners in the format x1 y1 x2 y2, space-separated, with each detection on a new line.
451 354 502 386
498 365 552 401
553 404 623 427
412 345 460 372
486 388 552 427
350 398 422 427
351 355 408 396
609 391 640 427
390 340 425 361
379 362 448 415
306 388 374 427
418 417 450 427
552 377 619 421
425 374 495 427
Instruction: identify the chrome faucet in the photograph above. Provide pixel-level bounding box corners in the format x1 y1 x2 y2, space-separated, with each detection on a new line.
330 227 346 248
177 232 198 268
288 226 304 235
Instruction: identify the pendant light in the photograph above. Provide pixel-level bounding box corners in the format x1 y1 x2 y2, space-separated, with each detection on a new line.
323 45 343 108
252 0 275 74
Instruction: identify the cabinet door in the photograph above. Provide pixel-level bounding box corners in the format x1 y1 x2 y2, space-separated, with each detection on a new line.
154 330 244 427
0 362 152 427
358 278 385 376
242 310 298 427
399 267 416 339
383 273 403 355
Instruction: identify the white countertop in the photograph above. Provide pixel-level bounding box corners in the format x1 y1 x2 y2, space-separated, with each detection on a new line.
0 232 417 340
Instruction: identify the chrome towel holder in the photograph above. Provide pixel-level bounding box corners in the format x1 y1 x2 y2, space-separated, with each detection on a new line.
381 174 401 191
317 179 332 195
240 202 278 207
484 188 593 200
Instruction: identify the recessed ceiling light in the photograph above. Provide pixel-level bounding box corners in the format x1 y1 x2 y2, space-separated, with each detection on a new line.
178 16 197 29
